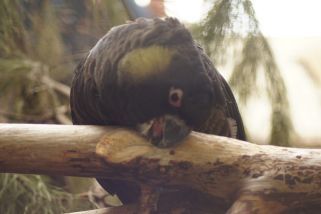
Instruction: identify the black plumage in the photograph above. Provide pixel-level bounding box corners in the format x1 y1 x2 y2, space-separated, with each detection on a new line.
70 17 246 204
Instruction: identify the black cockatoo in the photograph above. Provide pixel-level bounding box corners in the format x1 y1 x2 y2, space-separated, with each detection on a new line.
70 17 246 204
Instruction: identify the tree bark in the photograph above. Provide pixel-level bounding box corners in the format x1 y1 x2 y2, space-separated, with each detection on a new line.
0 123 321 213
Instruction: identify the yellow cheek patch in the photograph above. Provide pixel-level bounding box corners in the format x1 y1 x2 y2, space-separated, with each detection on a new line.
118 45 175 84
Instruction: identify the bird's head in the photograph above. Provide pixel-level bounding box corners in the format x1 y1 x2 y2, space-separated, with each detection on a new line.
88 18 217 148
114 44 214 147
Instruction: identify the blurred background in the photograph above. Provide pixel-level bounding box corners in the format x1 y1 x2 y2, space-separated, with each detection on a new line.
1 0 320 213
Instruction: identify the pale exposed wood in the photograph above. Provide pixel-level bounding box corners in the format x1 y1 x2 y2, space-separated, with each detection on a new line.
64 205 136 214
0 123 321 213
65 205 137 214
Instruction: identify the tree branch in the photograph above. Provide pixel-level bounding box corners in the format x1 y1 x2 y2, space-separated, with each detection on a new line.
0 124 320 213
65 205 137 214
41 75 70 97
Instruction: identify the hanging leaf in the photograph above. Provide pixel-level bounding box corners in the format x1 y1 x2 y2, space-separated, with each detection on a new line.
193 0 293 146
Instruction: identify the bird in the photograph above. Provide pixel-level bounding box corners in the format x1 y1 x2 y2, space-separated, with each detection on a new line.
70 17 246 205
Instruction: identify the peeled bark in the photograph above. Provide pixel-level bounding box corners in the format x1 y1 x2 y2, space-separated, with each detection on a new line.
0 123 321 213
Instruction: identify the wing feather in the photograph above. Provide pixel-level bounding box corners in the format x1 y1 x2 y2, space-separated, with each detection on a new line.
197 45 246 140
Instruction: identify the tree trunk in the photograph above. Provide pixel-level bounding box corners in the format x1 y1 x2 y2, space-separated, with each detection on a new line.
0 123 321 213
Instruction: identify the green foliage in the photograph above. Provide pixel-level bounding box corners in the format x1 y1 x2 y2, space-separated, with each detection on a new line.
0 0 27 57
29 0 65 67
0 174 95 214
0 0 130 212
0 174 72 214
0 59 58 122
91 0 129 35
193 0 293 146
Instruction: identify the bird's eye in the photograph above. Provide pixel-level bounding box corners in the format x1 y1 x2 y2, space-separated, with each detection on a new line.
170 93 179 102
169 87 183 108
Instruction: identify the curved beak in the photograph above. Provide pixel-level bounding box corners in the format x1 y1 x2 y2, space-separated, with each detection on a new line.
137 115 191 148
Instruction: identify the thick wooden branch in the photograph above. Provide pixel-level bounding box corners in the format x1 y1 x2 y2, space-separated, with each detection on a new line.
0 124 321 213
0 124 109 177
